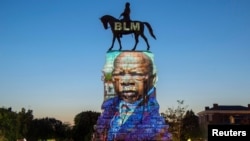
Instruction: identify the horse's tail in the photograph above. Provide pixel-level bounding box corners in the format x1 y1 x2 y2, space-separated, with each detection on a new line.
143 22 156 40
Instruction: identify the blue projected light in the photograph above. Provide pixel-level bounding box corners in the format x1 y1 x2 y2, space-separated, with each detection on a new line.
93 51 172 141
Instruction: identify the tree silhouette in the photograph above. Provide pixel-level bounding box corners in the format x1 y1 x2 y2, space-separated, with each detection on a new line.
16 108 33 139
164 100 188 141
27 117 72 140
0 107 17 140
72 111 100 141
181 110 202 141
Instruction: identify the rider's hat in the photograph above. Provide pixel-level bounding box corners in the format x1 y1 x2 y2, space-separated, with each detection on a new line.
125 2 130 7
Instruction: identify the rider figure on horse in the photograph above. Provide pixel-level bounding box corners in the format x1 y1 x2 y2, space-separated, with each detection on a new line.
119 2 131 22
119 2 131 37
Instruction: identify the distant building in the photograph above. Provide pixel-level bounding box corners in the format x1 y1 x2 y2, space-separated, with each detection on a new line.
197 103 250 136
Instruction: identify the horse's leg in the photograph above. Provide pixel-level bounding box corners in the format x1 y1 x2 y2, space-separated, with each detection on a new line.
141 33 150 50
132 34 139 51
117 36 122 50
108 35 116 51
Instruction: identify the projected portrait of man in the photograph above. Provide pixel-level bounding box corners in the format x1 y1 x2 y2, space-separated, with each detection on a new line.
112 51 155 104
94 51 172 141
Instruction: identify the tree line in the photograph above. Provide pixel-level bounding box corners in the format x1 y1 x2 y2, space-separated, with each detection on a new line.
0 107 100 141
0 100 203 141
163 100 203 141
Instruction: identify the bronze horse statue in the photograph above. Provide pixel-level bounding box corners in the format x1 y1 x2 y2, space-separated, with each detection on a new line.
100 15 156 51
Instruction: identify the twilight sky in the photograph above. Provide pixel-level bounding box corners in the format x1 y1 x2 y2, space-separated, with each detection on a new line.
0 0 250 124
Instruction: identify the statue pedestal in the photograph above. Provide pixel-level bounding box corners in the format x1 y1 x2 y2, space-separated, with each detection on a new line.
93 51 172 141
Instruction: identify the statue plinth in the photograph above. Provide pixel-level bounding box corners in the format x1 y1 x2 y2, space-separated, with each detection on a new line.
92 51 172 141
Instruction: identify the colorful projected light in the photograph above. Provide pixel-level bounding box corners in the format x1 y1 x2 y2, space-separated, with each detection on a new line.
93 51 172 141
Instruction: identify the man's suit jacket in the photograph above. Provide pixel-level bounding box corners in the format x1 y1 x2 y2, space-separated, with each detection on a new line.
95 88 172 141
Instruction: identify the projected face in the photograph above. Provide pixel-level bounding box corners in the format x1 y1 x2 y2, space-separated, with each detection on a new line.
112 52 154 103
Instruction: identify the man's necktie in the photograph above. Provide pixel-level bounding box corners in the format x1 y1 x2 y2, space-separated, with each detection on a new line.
120 104 130 124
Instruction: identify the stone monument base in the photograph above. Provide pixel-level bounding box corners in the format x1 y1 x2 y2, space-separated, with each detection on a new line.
92 51 172 141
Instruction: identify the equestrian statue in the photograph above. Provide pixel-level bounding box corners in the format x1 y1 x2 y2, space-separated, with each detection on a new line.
100 2 156 51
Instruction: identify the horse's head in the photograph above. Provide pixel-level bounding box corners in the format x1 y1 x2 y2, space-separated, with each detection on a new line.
100 15 118 30
100 15 109 30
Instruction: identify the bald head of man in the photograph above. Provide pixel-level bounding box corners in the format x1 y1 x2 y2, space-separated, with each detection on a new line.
112 52 156 103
